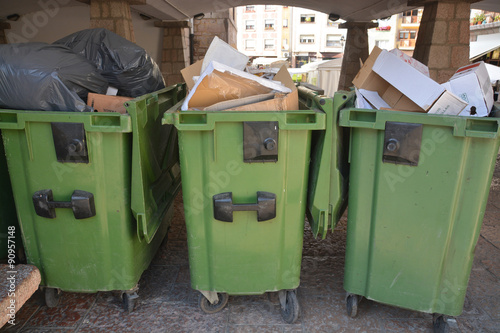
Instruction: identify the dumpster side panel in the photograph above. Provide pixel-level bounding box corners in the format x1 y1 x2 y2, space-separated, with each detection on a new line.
0 131 21 260
343 116 500 316
1 114 169 292
179 121 311 294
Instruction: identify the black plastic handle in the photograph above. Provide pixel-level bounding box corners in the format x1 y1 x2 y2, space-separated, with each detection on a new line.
213 192 276 222
33 189 96 219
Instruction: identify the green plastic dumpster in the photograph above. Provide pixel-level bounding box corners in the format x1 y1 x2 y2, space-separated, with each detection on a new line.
0 84 185 312
163 87 326 323
338 96 500 332
0 134 22 262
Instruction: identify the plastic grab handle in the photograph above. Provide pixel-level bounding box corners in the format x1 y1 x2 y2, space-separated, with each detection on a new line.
213 192 276 222
33 189 96 219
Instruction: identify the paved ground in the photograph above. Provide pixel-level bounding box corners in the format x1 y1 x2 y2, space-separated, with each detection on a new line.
1 155 499 333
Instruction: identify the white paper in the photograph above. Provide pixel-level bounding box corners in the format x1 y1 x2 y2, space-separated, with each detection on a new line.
106 86 118 96
181 61 291 111
355 89 374 109
201 36 249 74
358 89 391 110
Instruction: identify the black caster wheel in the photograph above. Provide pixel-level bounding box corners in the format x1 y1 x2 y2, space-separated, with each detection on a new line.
199 293 229 314
280 290 300 324
346 293 359 318
44 287 61 308
122 292 138 313
433 314 450 333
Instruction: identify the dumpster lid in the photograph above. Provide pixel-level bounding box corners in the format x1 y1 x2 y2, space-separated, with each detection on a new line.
126 84 185 243
304 88 351 239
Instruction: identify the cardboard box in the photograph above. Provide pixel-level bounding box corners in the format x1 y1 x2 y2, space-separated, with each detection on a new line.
442 62 494 117
353 47 466 115
389 48 430 77
181 61 293 111
87 93 132 114
427 90 467 116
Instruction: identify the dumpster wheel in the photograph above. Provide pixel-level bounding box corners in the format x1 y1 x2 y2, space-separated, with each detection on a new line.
122 290 139 313
44 287 61 308
432 314 450 333
346 293 359 318
280 290 300 324
199 293 228 314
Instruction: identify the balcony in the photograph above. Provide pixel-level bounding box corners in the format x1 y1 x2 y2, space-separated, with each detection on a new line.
401 16 421 26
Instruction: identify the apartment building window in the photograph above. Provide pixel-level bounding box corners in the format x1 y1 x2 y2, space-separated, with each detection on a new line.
327 20 338 28
245 20 255 30
245 5 255 12
301 14 315 23
282 38 289 48
300 34 315 43
326 35 342 47
245 39 256 50
265 5 274 11
399 30 417 40
399 30 417 48
264 39 275 50
265 19 275 30
283 19 288 28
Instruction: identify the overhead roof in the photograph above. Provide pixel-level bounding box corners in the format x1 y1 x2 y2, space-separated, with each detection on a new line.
1 0 499 22
470 34 500 61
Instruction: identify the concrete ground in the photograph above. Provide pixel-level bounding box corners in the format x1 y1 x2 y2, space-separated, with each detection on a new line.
1 155 499 333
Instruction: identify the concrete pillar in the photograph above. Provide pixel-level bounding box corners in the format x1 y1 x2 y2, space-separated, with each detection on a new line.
90 0 136 42
337 21 378 91
0 22 10 44
192 10 237 62
411 0 473 83
154 21 190 86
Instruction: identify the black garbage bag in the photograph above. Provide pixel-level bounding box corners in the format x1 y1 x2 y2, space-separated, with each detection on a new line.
0 43 108 112
54 28 165 97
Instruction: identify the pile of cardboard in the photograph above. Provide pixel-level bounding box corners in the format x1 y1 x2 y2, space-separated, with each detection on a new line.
180 37 298 112
354 46 494 117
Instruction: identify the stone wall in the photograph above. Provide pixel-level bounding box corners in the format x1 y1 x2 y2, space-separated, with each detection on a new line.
89 0 135 42
155 21 190 86
412 0 471 83
192 9 237 62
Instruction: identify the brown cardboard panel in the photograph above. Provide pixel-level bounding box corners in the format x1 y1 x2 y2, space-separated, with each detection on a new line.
181 60 203 91
87 93 132 114
228 90 298 111
188 70 275 109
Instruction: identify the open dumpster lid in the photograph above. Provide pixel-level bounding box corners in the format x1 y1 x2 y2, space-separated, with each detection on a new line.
300 87 350 239
126 84 185 243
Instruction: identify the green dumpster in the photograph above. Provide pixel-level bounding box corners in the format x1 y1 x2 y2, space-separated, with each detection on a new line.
0 134 22 262
0 84 185 311
163 87 326 323
338 96 500 331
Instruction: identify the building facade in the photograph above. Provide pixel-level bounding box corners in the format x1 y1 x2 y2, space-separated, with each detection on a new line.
236 6 346 67
368 8 423 56
236 5 282 59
